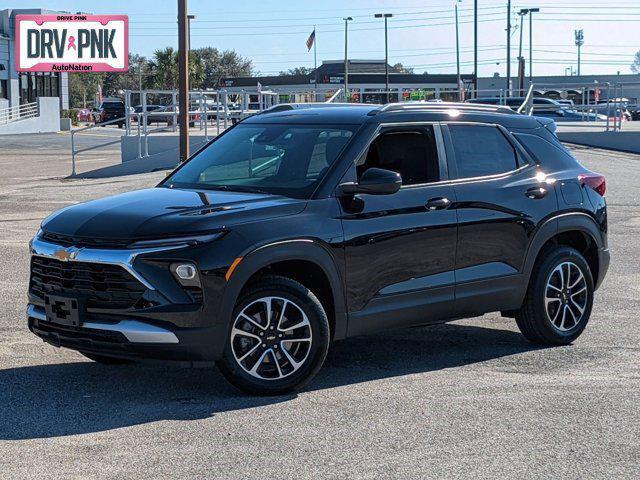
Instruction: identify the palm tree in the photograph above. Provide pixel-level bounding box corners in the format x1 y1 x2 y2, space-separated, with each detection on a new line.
147 47 205 90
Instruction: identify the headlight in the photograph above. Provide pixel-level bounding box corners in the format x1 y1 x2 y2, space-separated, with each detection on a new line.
129 232 224 249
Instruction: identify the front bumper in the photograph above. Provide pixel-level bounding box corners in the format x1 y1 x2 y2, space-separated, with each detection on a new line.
27 304 218 365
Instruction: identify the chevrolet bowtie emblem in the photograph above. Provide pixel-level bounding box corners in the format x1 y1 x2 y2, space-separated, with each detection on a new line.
53 246 81 262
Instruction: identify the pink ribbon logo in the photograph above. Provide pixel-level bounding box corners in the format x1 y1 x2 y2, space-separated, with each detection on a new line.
67 36 77 51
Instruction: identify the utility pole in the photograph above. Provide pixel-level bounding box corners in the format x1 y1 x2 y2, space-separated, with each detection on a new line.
178 0 189 162
343 17 353 102
455 1 461 101
506 0 511 95
473 0 478 97
575 29 584 76
375 13 393 103
528 8 540 83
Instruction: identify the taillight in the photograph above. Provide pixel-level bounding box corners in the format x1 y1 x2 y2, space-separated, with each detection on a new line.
578 173 606 196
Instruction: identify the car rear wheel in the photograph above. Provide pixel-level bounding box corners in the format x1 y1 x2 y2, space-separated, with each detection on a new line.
516 246 594 345
217 275 330 395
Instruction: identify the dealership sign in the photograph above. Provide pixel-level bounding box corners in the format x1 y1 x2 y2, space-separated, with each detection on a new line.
15 14 128 72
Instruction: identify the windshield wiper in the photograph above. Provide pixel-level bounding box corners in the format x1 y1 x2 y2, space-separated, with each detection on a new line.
199 184 272 195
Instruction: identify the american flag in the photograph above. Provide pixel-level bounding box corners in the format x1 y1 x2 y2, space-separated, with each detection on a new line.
306 29 316 51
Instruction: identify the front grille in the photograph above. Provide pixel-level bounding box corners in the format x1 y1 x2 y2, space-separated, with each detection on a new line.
30 256 147 310
41 231 132 249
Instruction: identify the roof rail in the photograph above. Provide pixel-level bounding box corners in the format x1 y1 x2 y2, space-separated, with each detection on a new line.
375 101 515 115
259 102 375 114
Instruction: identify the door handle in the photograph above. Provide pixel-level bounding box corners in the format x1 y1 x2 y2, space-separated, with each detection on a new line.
525 187 548 199
425 197 451 211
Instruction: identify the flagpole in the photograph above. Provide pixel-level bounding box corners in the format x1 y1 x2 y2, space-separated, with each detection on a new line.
313 26 318 98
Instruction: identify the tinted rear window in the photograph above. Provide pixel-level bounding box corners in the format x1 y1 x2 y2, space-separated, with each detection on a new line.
102 102 124 109
448 125 521 178
513 133 581 170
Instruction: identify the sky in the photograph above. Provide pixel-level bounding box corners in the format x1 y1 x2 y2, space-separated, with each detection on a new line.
11 0 640 77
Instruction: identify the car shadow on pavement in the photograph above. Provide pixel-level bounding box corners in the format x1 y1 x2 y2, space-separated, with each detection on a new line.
0 322 541 440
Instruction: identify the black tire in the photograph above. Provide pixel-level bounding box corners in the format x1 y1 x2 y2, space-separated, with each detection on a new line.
516 246 594 345
217 275 330 395
80 352 133 365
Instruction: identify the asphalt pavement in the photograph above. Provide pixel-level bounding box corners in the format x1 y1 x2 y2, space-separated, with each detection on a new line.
0 138 638 479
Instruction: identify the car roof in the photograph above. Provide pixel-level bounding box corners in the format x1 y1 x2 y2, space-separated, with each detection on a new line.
242 102 544 129
242 105 378 124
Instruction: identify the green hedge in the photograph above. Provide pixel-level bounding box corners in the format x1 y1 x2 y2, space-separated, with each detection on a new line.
61 108 79 125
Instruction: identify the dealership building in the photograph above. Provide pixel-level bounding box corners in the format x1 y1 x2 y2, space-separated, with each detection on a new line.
222 59 640 104
221 60 476 103
0 8 69 110
478 73 640 103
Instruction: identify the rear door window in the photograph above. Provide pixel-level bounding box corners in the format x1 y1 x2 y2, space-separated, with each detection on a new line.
447 124 522 179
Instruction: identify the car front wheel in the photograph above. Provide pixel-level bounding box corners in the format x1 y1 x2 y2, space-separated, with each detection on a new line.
516 246 594 345
217 275 330 395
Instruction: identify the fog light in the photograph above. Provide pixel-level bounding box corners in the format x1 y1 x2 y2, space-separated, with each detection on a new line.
175 264 197 280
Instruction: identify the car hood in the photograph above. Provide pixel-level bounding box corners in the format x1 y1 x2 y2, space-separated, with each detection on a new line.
41 187 306 241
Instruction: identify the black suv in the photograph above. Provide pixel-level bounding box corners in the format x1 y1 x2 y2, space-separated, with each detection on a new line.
98 98 126 128
27 103 609 395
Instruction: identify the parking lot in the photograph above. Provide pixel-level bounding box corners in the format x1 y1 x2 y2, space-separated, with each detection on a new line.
0 135 638 479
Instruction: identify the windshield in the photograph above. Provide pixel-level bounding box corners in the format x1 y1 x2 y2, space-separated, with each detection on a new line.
164 123 356 198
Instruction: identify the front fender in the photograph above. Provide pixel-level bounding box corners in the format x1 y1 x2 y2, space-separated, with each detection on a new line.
209 239 348 359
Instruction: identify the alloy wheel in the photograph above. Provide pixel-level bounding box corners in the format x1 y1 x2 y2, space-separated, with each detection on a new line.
230 296 313 380
544 261 589 332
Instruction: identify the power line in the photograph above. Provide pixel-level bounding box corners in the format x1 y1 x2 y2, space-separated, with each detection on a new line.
129 16 505 37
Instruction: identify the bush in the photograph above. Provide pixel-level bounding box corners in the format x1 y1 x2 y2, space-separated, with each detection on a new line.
61 108 79 125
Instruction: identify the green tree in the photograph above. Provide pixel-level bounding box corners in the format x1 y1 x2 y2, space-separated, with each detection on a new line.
192 47 253 89
68 72 104 108
68 53 149 107
147 47 205 90
278 66 313 76
392 63 414 74
632 51 640 74
102 53 149 95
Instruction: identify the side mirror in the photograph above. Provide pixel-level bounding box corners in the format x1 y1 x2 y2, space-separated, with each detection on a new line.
339 168 402 196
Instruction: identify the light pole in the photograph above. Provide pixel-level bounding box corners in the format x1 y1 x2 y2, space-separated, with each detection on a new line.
528 7 540 83
375 13 393 103
575 29 584 76
187 14 196 52
517 9 529 94
455 1 462 101
473 0 478 97
506 0 511 95
177 0 189 162
343 17 353 102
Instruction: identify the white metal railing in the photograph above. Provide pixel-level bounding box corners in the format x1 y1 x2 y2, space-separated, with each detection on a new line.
0 102 38 125
69 87 282 176
70 114 134 176
517 84 535 115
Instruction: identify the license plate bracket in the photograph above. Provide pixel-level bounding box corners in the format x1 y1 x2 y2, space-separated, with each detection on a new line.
44 294 82 327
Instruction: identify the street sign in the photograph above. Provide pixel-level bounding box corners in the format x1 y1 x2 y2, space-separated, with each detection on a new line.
15 14 128 72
